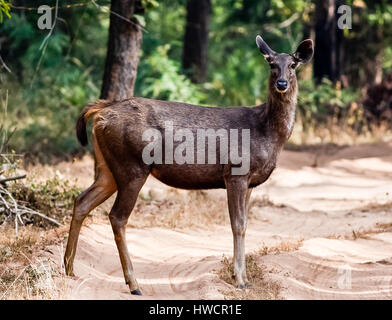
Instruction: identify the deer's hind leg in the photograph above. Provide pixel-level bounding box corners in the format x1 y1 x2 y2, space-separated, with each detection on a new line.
107 169 149 295
64 137 117 276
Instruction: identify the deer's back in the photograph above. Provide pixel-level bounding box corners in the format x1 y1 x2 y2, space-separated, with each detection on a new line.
93 97 282 189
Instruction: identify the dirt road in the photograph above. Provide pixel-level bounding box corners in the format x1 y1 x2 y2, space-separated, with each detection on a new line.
43 143 392 299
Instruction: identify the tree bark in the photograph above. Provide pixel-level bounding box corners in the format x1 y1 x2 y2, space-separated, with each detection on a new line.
182 0 211 84
314 0 344 83
100 0 143 100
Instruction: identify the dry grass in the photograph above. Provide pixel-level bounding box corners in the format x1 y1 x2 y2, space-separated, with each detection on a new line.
348 222 392 240
0 253 68 300
249 195 286 210
216 253 282 300
326 221 392 240
6 174 82 228
95 191 288 230
290 119 392 146
0 221 76 299
216 239 305 300
259 239 304 255
354 201 392 213
113 189 230 229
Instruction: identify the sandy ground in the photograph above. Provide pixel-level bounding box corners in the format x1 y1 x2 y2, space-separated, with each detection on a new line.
39 142 392 300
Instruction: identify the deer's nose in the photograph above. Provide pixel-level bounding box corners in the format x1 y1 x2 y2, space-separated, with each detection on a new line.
276 80 288 91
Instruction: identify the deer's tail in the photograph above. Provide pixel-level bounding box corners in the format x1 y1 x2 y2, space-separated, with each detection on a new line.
76 100 112 146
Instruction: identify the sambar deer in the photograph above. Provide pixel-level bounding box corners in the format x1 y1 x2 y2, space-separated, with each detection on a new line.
64 35 313 295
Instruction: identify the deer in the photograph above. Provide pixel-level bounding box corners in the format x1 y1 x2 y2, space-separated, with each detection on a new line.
64 35 314 296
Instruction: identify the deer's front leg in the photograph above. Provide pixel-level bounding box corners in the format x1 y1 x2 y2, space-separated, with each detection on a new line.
225 176 250 288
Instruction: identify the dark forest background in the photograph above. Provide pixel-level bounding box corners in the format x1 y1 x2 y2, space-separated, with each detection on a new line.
0 0 392 160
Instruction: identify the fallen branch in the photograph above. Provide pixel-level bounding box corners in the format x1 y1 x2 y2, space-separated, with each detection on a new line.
19 206 61 226
0 185 61 233
0 54 11 73
0 174 26 184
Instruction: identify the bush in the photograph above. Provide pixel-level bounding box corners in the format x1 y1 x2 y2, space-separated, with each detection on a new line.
297 79 359 133
363 72 392 125
135 44 205 104
1 11 106 159
9 175 81 227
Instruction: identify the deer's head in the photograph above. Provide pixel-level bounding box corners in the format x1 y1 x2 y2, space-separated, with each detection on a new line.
256 35 313 95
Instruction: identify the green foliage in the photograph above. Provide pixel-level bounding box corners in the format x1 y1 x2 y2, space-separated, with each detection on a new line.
141 0 186 61
0 6 107 159
208 49 268 106
0 0 391 158
342 1 392 86
10 175 81 224
141 0 160 10
366 0 392 26
136 45 205 104
384 46 392 72
0 0 11 23
0 90 17 155
297 79 359 131
299 79 357 114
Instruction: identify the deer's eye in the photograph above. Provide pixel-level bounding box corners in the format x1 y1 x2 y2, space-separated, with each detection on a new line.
270 63 278 69
290 63 297 69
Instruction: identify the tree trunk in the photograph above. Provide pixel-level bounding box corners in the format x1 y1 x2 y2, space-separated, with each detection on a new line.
182 0 211 84
314 0 344 83
343 6 384 88
100 0 143 100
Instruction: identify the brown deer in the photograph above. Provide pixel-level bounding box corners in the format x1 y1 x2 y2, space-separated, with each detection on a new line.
64 35 313 295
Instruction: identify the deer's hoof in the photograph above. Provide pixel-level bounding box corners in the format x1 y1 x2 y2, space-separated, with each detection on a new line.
65 269 75 277
236 284 246 290
131 289 142 296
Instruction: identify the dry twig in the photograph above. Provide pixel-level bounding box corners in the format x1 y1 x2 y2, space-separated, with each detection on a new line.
0 185 61 234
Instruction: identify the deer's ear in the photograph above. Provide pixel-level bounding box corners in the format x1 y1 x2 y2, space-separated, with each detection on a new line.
256 35 275 59
294 39 314 64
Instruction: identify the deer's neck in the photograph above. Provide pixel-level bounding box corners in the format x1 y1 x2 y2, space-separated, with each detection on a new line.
265 80 298 142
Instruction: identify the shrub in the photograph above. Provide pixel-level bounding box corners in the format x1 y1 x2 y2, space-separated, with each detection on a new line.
135 44 205 104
